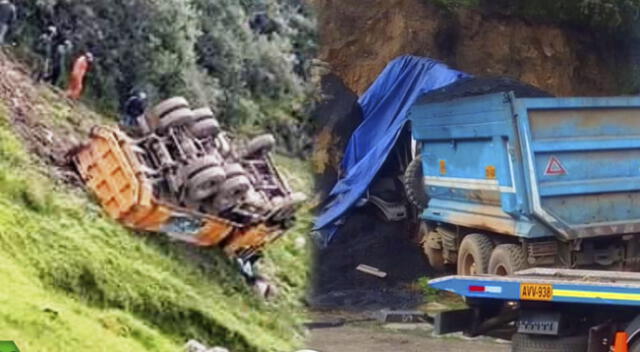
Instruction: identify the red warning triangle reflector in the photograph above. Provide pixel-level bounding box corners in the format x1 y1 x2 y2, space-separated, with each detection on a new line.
544 156 567 176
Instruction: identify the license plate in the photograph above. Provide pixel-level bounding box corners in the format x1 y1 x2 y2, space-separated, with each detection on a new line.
520 283 553 301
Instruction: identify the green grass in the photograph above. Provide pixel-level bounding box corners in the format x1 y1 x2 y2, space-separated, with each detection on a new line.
0 98 311 351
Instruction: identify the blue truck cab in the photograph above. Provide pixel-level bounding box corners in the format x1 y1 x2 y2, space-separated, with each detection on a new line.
409 92 640 274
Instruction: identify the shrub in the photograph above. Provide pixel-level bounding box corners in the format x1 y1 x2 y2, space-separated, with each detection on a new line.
12 0 319 148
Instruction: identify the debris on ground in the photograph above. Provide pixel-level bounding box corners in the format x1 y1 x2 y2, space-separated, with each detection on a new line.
373 309 428 323
356 264 387 278
311 208 430 310
184 340 229 352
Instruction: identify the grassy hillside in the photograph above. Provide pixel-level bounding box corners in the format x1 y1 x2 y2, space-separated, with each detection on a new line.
0 59 312 352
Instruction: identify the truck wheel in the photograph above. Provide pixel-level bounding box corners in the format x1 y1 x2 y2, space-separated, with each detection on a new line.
187 166 226 201
182 156 222 179
489 244 528 276
190 107 214 123
150 97 189 119
457 234 493 275
404 156 429 209
511 333 587 352
191 118 220 138
243 134 276 158
218 175 251 199
224 163 246 178
420 223 445 271
157 108 194 133
212 176 252 211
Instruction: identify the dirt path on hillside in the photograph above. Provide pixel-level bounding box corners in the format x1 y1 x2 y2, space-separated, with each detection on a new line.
304 312 510 352
0 51 111 183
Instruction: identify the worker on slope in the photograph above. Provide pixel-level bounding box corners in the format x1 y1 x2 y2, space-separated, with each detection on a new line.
121 91 148 128
34 26 57 82
49 39 73 86
66 52 93 100
0 0 16 46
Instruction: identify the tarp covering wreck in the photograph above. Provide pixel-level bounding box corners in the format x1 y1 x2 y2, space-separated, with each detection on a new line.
314 56 469 241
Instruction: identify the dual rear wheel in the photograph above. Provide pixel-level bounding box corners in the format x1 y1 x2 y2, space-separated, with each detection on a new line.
423 229 528 276
458 234 528 276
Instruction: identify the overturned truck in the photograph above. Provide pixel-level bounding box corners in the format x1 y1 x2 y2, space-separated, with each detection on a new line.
71 97 305 263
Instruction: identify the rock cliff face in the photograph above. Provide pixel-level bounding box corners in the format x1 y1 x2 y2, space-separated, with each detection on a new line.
310 0 621 96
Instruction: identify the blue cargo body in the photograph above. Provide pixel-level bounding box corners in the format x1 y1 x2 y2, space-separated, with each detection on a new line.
409 93 640 241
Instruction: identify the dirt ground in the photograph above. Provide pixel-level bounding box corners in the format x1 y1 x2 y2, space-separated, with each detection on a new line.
304 312 510 352
310 0 617 97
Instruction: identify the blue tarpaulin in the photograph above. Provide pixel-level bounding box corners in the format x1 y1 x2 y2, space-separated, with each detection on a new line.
314 56 470 241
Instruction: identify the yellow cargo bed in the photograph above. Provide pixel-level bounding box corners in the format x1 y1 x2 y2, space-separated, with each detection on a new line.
72 126 281 257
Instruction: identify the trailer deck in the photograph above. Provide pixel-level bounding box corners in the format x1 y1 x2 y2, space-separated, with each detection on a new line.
430 268 640 307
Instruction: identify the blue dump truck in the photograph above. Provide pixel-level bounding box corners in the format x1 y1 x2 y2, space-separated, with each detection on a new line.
409 91 640 351
407 92 640 276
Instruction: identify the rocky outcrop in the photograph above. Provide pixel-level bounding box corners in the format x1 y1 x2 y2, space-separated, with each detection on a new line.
310 0 619 96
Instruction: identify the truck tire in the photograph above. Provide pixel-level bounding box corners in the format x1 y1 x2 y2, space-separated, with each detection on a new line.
183 156 222 179
190 107 214 123
224 163 246 178
187 166 226 201
489 244 528 276
404 156 429 209
243 134 276 158
511 333 587 352
191 118 220 138
212 176 252 211
420 223 445 271
157 107 194 133
457 234 494 275
218 175 251 199
150 97 189 119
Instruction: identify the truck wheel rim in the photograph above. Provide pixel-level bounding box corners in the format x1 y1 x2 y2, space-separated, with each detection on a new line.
495 264 508 276
464 254 477 275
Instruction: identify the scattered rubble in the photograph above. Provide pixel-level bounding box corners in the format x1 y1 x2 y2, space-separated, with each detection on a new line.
356 264 387 278
373 309 427 323
184 340 229 352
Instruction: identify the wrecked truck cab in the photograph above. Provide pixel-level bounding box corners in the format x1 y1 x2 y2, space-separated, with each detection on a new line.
71 97 305 261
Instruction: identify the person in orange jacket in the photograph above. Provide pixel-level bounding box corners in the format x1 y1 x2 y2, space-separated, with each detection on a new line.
66 52 93 100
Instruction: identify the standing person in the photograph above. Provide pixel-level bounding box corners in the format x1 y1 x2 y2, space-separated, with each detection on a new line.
34 26 57 82
66 52 93 100
49 39 72 86
0 0 16 46
121 91 148 128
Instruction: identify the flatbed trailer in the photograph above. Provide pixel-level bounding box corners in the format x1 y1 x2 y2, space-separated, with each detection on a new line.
429 269 640 351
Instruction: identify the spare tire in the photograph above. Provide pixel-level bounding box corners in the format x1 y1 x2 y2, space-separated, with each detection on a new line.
404 155 428 209
511 333 587 352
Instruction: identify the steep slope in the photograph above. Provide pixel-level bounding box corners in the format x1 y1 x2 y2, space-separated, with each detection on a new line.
0 53 311 352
